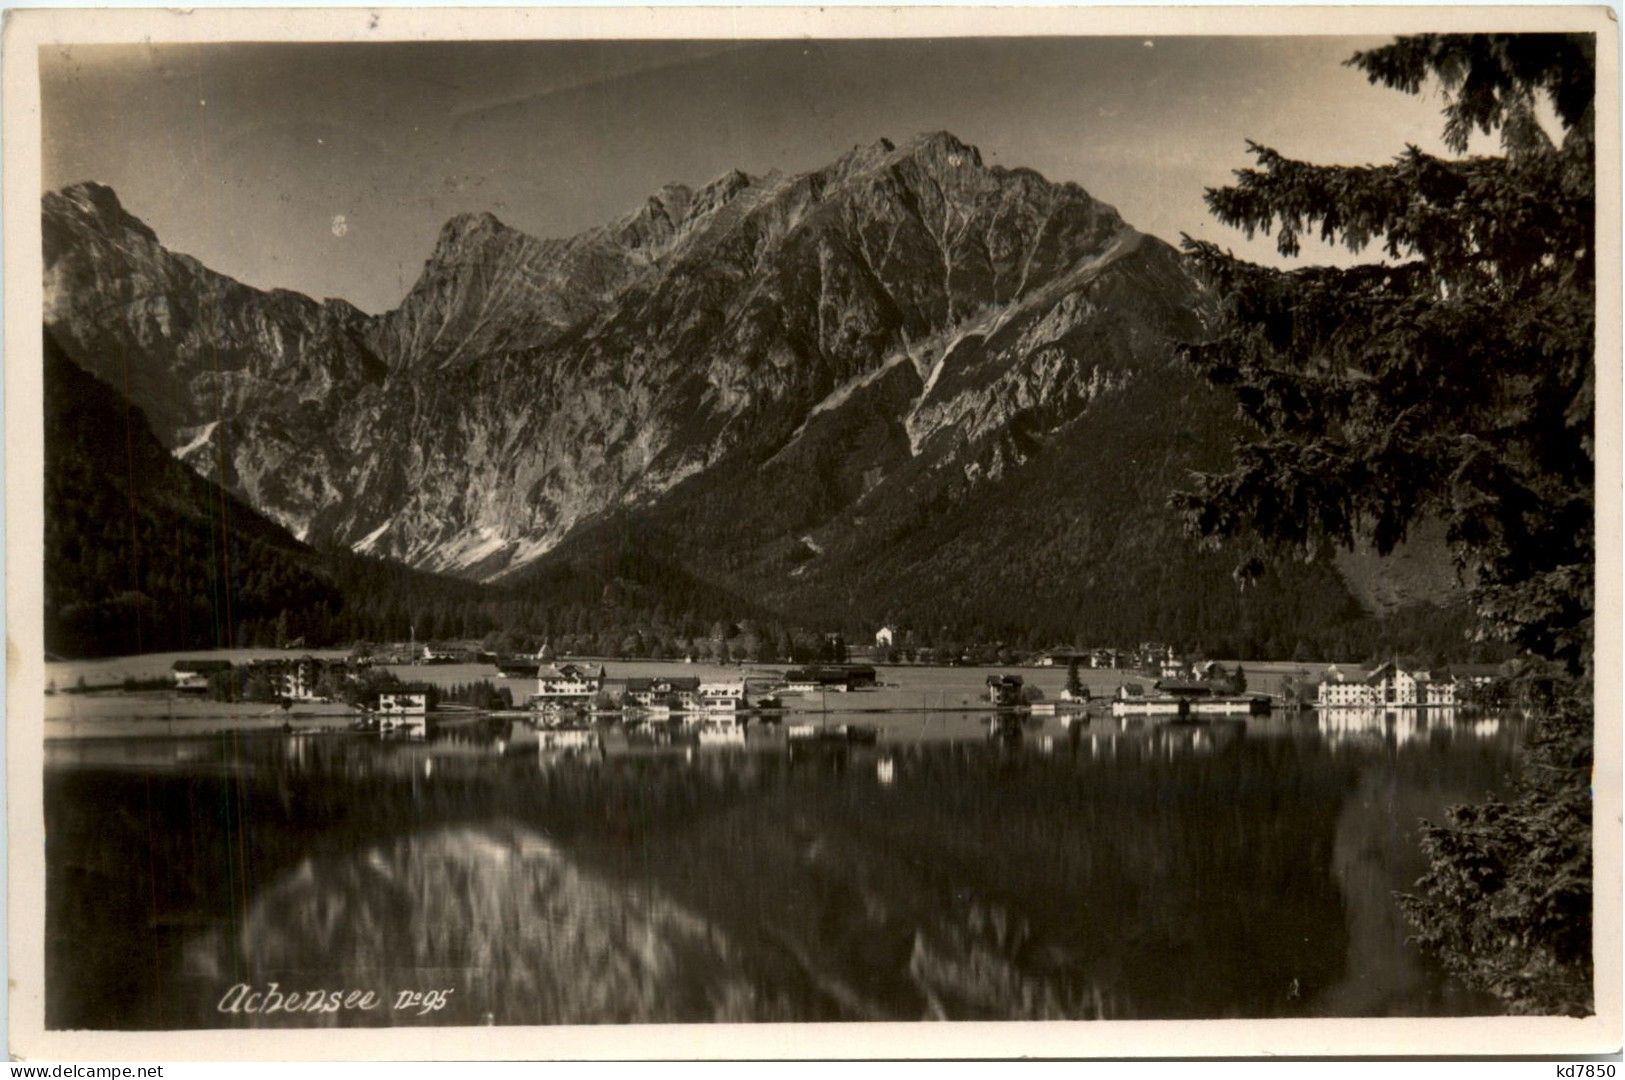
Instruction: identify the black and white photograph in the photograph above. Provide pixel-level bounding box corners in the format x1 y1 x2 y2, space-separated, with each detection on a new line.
4 4 1618 1060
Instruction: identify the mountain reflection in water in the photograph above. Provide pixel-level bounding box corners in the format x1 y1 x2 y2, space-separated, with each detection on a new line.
45 710 1522 1028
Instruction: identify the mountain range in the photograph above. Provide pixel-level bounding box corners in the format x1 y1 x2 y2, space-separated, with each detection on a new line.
42 131 1472 658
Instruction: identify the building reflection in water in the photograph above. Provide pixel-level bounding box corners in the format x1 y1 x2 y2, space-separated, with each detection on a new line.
43 702 1532 1029
1315 706 1504 749
45 708 1508 787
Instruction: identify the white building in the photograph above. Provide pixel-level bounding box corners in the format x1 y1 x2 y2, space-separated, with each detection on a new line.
378 693 427 715
624 677 701 707
534 663 605 702
275 660 322 701
173 671 209 692
1424 676 1459 707
700 680 746 719
1447 663 1504 690
1318 674 1374 707
700 679 746 701
875 626 895 648
1378 663 1420 705
171 658 230 692
1317 662 1456 709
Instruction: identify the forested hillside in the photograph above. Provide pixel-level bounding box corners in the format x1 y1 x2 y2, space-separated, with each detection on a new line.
45 329 342 656
44 329 767 656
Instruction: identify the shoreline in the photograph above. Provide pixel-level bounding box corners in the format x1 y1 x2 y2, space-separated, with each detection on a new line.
44 698 1500 744
42 701 1101 740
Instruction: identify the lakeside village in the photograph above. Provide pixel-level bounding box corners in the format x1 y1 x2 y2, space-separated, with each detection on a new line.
109 629 1517 743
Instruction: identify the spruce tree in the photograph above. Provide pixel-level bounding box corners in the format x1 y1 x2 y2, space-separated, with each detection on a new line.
1176 32 1597 1016
1174 33 1595 673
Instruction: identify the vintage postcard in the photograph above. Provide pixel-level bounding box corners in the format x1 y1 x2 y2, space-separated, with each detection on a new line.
4 4 1620 1061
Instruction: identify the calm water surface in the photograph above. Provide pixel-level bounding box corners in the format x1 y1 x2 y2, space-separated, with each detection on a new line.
45 708 1521 1028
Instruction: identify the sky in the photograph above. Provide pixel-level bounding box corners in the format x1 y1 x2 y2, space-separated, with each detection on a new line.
42 37 1465 314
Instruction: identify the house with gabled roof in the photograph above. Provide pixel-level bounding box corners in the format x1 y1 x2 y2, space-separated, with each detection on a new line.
1317 661 1456 708
534 662 605 702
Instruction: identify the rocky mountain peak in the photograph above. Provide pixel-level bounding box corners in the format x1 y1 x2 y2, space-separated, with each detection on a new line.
898 130 983 169
830 132 987 186
691 168 754 214
614 185 693 249
430 210 521 260
614 168 761 252
651 182 694 217
830 137 899 181
43 181 159 246
319 296 368 324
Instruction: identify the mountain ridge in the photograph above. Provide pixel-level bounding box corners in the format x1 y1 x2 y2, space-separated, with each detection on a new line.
45 131 1174 575
45 327 772 658
42 132 1470 651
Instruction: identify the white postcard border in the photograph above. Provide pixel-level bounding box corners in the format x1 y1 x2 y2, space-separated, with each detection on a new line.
4 4 1619 1061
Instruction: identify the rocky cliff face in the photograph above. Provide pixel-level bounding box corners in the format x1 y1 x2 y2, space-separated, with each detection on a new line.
44 182 389 543
45 133 1211 589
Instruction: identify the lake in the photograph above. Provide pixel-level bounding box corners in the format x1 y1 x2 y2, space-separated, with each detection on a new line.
44 706 1521 1028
